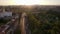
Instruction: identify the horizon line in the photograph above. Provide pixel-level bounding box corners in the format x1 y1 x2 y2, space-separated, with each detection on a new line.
0 4 60 6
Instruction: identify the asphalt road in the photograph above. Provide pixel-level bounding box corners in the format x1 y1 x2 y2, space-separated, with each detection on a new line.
20 13 26 34
0 15 19 34
20 12 31 34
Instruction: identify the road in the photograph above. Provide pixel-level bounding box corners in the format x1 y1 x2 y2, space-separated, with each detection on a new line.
20 12 31 34
20 13 26 34
0 12 30 34
0 14 19 34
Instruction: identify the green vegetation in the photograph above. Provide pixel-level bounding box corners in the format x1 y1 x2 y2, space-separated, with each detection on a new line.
28 10 60 34
0 18 11 25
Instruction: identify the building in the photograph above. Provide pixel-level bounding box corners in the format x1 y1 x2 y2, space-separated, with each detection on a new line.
0 12 12 18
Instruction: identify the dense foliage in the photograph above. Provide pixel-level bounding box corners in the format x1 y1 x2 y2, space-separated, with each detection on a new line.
0 18 11 25
28 11 60 34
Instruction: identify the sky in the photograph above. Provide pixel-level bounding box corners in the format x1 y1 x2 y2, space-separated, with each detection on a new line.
0 0 60 5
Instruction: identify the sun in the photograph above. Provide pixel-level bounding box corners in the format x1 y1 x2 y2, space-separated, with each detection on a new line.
14 0 41 5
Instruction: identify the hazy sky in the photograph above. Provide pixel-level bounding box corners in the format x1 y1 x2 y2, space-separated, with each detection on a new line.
0 0 60 5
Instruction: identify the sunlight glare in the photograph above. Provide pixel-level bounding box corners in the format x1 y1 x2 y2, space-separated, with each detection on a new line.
14 0 44 5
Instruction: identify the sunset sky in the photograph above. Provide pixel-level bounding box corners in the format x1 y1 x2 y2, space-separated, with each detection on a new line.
0 0 60 5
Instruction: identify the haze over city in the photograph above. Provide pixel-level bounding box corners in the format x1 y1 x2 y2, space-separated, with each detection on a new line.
0 0 60 5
